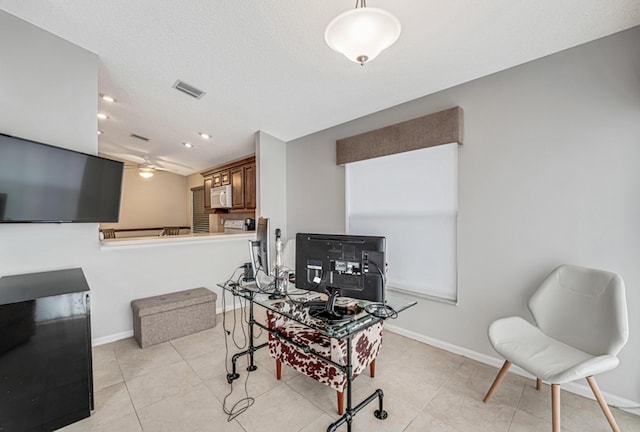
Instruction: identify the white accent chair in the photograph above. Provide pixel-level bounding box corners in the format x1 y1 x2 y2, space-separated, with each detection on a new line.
483 265 628 432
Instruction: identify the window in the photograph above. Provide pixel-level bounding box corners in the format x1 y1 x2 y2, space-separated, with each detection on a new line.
191 186 209 233
346 143 458 303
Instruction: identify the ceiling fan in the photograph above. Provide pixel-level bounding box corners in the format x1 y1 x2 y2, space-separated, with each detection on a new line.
123 156 168 178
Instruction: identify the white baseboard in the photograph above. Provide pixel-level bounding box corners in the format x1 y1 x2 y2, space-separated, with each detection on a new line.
92 330 134 346
384 324 640 416
91 302 241 347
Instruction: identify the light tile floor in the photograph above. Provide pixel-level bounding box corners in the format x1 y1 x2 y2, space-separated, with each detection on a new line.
59 310 640 432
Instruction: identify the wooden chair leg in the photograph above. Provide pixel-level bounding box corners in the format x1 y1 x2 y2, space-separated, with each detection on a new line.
536 378 542 391
483 360 511 403
552 384 561 432
276 359 282 380
586 376 620 432
370 359 376 378
337 391 344 415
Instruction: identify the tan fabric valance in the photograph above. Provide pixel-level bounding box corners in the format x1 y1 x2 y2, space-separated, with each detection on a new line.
336 106 463 165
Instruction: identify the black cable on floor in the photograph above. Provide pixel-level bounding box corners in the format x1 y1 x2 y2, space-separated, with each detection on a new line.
220 267 256 421
222 356 255 422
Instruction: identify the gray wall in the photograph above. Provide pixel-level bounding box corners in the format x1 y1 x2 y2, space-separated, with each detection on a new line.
286 26 640 403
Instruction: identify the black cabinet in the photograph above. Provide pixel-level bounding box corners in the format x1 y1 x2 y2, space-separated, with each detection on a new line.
0 268 93 432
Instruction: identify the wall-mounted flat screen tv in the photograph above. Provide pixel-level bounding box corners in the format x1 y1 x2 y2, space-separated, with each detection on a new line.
0 133 123 223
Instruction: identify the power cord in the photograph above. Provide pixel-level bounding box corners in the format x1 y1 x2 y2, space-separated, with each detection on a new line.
221 266 256 421
364 302 398 319
285 270 325 306
231 289 247 349
222 356 255 422
366 260 398 319
238 295 264 340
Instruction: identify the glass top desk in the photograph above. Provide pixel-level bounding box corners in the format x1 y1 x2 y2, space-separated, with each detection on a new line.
217 281 416 432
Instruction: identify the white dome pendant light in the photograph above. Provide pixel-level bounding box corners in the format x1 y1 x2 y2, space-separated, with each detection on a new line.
325 0 401 65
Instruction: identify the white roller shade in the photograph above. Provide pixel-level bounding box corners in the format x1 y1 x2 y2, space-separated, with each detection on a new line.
346 143 458 302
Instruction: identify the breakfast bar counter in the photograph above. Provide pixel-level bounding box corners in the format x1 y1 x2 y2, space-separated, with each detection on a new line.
100 231 254 250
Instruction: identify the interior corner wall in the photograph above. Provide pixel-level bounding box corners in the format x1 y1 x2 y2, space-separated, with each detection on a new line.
285 132 346 238
286 26 640 403
256 131 287 238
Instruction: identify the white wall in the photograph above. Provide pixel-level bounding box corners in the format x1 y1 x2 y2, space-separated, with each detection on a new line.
256 131 287 238
0 11 100 277
0 14 97 151
286 26 640 403
87 237 253 341
0 12 252 341
101 168 188 233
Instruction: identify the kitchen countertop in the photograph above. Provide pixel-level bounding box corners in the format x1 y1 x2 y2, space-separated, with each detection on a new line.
100 231 255 250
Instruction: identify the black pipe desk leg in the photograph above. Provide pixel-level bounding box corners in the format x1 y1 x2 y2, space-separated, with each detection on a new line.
326 335 388 431
326 388 388 431
247 297 257 371
374 389 388 419
226 340 268 383
227 351 242 383
226 292 266 383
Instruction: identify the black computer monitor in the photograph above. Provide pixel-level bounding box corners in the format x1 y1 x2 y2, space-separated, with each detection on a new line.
295 233 385 319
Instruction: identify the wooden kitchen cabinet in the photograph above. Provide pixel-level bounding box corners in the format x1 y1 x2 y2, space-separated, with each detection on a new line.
204 177 212 210
201 155 256 214
212 170 230 188
221 171 230 185
212 172 221 188
244 162 256 210
230 166 244 209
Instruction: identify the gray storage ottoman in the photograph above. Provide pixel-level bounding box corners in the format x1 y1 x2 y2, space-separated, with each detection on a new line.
131 287 217 348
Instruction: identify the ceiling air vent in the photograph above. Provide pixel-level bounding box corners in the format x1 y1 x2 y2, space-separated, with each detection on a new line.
129 133 149 142
173 79 206 99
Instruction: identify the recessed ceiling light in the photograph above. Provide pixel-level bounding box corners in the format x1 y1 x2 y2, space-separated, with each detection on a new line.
97 113 109 120
199 132 211 140
100 94 116 103
183 142 194 149
97 130 103 135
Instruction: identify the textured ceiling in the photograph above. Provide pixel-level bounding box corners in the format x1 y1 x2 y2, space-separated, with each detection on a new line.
1 1 639 175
